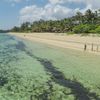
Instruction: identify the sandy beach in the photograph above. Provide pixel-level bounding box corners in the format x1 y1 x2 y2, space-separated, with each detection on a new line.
9 32 100 54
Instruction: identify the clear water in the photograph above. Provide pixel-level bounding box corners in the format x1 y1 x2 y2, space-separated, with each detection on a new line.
0 33 100 100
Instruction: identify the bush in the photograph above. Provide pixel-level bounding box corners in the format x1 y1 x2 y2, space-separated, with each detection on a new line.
73 24 96 34
95 26 100 34
89 30 96 33
66 31 75 35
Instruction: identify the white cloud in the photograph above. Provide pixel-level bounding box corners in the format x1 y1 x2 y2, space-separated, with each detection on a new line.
20 5 44 22
48 0 64 4
19 0 100 23
19 4 75 23
48 0 100 9
48 0 85 4
86 0 100 9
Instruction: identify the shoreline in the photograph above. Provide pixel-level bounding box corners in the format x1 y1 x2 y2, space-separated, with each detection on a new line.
8 32 100 55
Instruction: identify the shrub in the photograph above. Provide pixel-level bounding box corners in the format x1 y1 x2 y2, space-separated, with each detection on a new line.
66 31 75 35
95 26 100 34
89 30 96 33
73 24 96 34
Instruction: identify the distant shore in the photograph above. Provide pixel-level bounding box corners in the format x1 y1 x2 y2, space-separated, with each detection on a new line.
9 32 100 55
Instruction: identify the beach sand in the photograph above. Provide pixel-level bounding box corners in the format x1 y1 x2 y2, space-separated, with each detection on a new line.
9 32 100 54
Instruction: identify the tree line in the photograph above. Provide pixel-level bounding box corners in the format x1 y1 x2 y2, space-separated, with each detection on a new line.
11 9 100 34
0 30 9 33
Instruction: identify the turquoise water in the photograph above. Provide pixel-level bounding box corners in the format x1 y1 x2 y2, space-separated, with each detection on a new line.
0 33 100 100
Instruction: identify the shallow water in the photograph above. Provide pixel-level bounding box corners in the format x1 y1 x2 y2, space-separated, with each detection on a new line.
0 33 100 100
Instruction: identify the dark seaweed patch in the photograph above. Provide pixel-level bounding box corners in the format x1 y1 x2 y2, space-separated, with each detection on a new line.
35 58 100 100
14 40 100 100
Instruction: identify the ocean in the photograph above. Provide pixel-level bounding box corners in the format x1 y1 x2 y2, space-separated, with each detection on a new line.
0 33 100 100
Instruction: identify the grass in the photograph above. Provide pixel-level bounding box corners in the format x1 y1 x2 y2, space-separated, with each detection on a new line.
0 34 100 100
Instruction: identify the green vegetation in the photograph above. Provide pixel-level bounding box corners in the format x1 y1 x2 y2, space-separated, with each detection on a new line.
95 26 100 33
73 24 97 33
11 9 100 34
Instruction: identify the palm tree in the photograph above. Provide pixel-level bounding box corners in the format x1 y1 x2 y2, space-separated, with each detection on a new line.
85 9 95 24
76 11 83 24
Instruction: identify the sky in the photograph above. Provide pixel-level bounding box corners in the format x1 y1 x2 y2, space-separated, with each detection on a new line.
0 0 100 29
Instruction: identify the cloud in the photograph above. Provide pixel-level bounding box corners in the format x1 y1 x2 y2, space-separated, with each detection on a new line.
48 0 85 4
19 0 100 23
86 0 100 9
48 0 64 4
20 5 44 22
19 4 75 23
48 0 100 9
